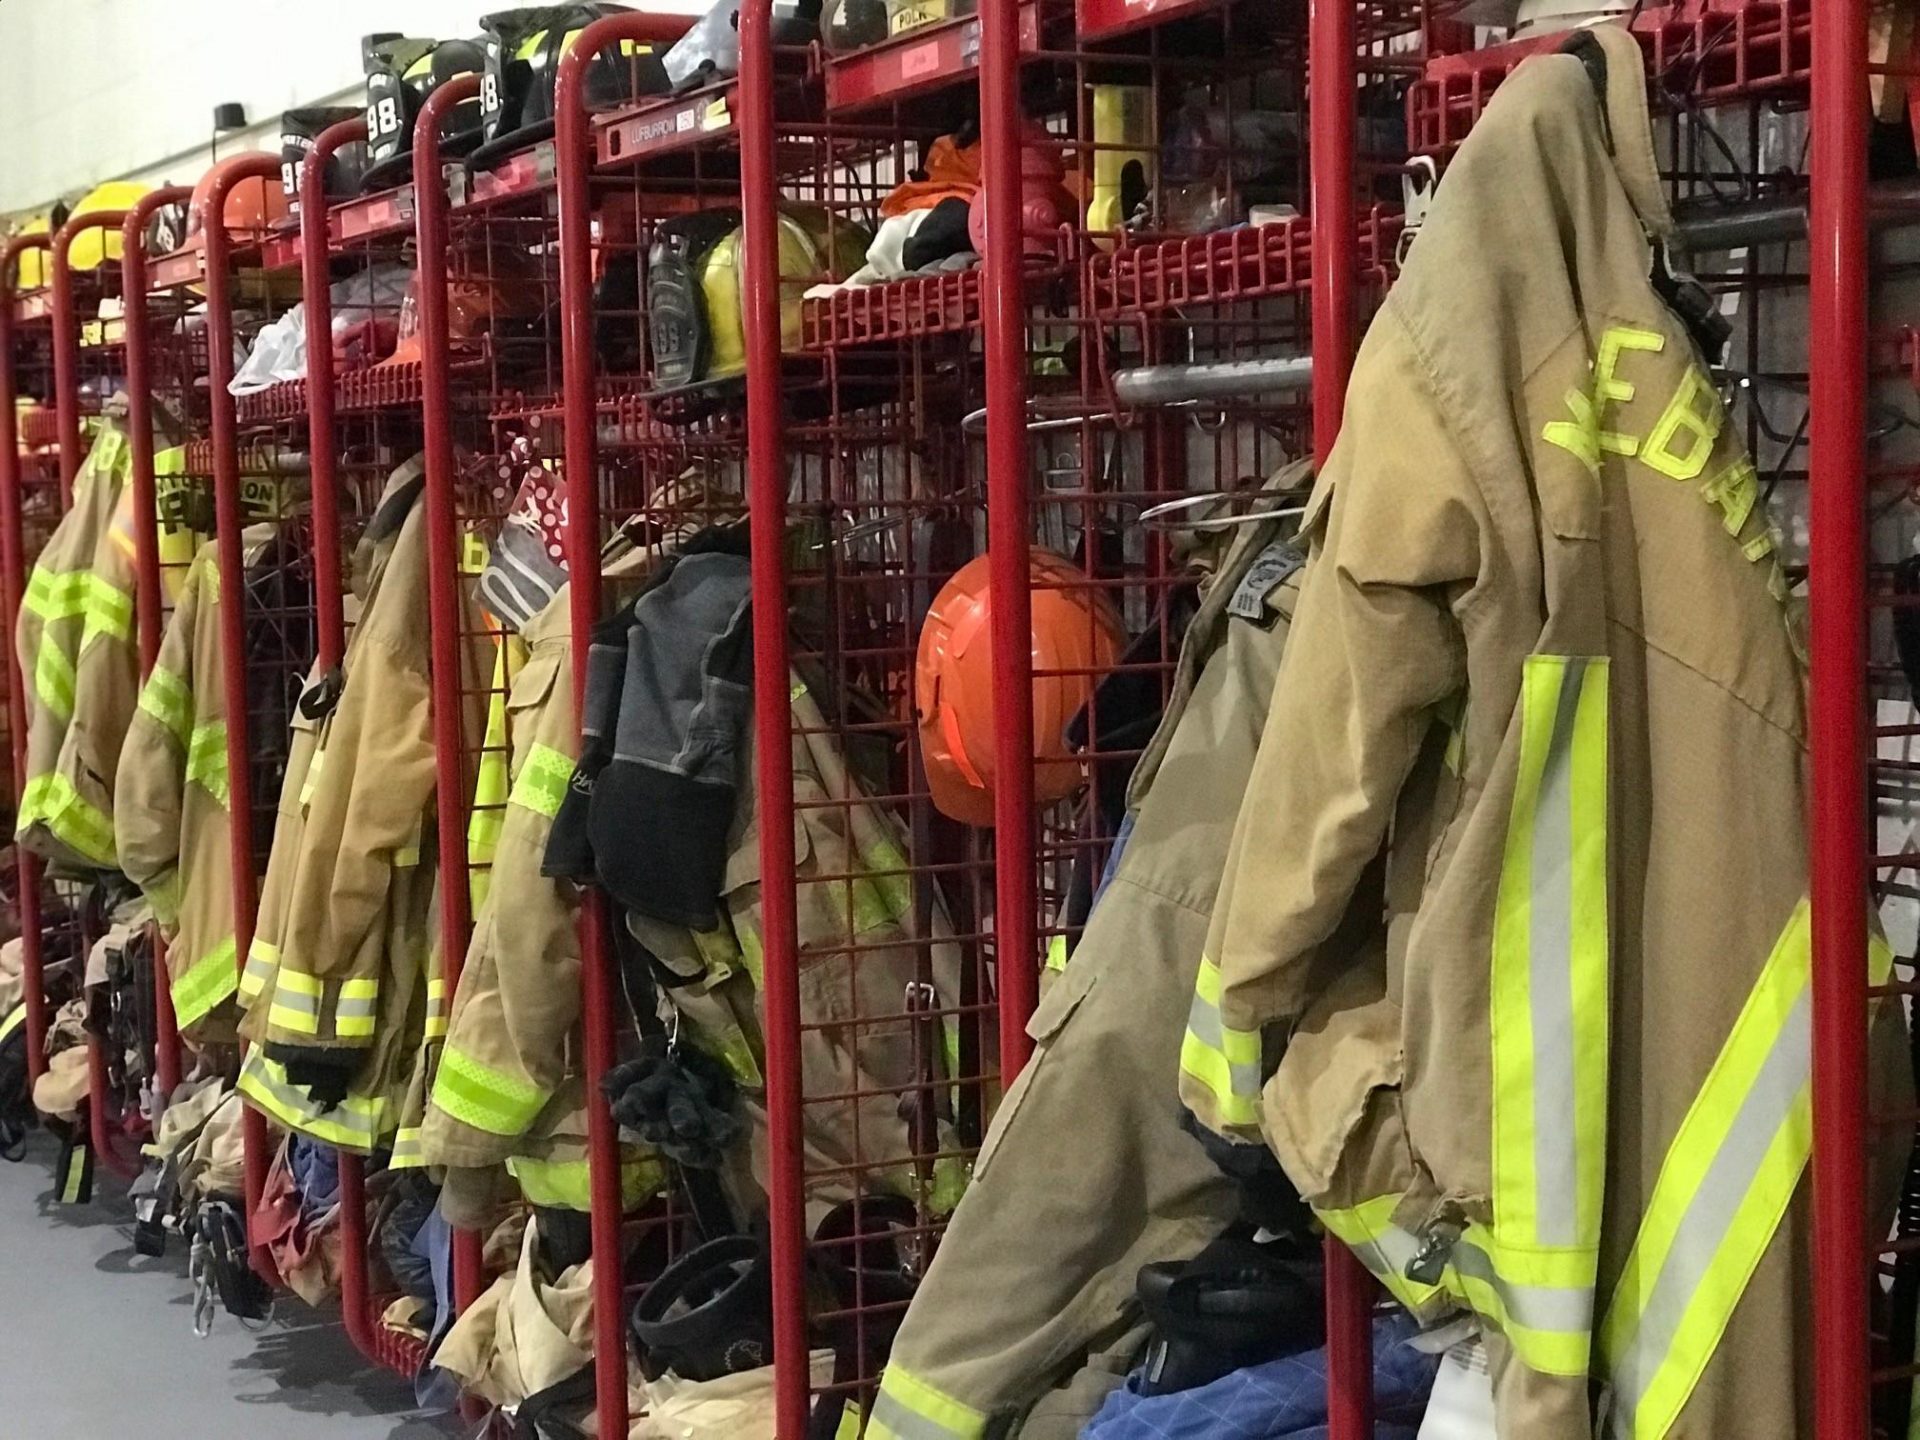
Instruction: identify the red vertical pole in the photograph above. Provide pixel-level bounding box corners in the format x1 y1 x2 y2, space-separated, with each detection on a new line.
978 0 1039 1082
52 211 143 1180
296 114 386 1363
1808 1 1871 1436
47 225 89 504
0 233 52 1083
195 153 290 1286
123 189 193 1102
1310 2 1372 1436
413 72 490 1322
554 18 695 1434
738 4 810 1434
300 118 365 672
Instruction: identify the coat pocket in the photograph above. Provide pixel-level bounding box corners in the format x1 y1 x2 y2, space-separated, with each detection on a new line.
973 955 1101 1180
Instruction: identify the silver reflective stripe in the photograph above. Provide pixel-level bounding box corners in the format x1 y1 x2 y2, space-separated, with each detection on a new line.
1184 990 1261 1101
271 989 319 1017
1450 1235 1594 1335
335 996 377 1020
869 1392 965 1440
1530 657 1587 1246
1606 988 1811 1434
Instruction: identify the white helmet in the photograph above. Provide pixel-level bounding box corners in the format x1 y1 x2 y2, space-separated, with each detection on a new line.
1455 0 1631 35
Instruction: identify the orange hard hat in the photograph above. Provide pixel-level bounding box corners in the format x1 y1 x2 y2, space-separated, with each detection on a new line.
185 168 290 246
915 548 1124 827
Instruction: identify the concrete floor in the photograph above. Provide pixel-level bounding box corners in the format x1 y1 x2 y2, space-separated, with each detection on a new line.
0 1132 463 1439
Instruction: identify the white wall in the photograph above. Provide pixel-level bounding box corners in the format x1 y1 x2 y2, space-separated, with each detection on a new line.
0 0 698 217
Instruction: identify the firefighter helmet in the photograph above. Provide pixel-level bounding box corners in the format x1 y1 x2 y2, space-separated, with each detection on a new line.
915 548 1124 827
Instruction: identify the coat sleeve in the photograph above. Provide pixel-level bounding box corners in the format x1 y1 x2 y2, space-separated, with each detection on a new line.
424 646 583 1165
52 486 142 870
1179 310 1485 1147
263 626 436 1055
113 552 203 929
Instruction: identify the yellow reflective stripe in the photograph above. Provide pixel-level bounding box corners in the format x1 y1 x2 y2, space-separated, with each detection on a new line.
170 936 239 1029
1317 1194 1449 1314
24 567 91 622
1044 934 1069 972
425 976 449 1040
334 975 380 1038
1179 955 1262 1129
432 1045 549 1137
18 773 116 865
510 742 574 820
506 1152 668 1211
59 1143 88 1203
390 1125 425 1168
1491 656 1609 1256
274 968 321 997
186 722 230 809
870 1365 989 1440
146 870 183 928
299 745 326 809
0 1005 25 1044
1599 899 1845 1437
239 939 277 1001
137 664 192 746
468 645 513 879
267 966 322 1033
851 836 914 932
33 639 76 720
80 577 132 646
1317 1195 1592 1374
238 1052 391 1153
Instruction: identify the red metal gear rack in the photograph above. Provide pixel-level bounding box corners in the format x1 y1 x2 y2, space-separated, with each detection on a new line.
0 231 58 1091
289 110 436 1382
1812 2 1900 1437
557 18 741 1435
49 204 147 1182
121 186 197 1108
190 150 311 1288
0 229 108 1135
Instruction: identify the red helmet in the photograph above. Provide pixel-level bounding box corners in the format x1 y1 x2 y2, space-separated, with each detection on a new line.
185 168 290 246
915 548 1124 827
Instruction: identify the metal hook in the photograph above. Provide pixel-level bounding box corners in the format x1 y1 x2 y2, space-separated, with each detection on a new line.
1135 491 1307 532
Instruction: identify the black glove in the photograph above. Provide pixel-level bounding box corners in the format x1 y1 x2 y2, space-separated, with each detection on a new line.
602 1042 744 1170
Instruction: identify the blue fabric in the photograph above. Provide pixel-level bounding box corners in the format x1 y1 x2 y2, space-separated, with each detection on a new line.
1094 813 1136 905
413 1202 462 1412
1082 1310 1438 1440
287 1137 339 1218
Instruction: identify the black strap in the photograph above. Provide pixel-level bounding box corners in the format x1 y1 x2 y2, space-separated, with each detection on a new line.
514 1361 596 1439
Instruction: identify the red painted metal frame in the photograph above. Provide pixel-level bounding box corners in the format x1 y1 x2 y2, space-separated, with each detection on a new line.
979 0 1039 1085
1307 2 1375 1435
293 112 405 1375
51 207 144 1183
555 15 705 1435
123 187 195 1104
49 214 123 503
736 2 810 1433
1807 0 1870 1434
0 232 53 1084
194 150 292 1288
413 72 491 1327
